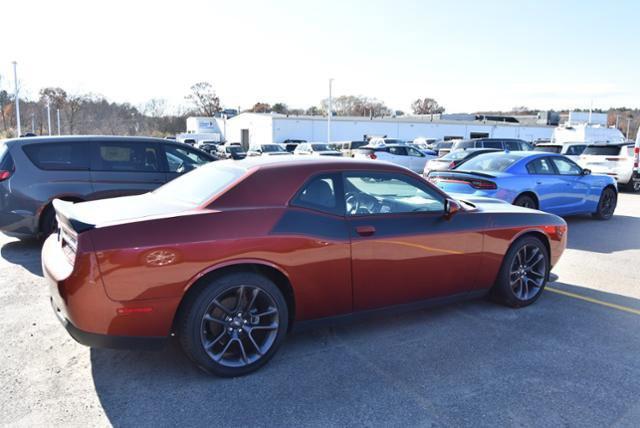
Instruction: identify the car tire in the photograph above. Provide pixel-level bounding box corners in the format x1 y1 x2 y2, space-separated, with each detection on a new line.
491 236 550 308
177 272 288 377
513 194 538 210
592 187 617 220
39 205 58 239
626 180 640 193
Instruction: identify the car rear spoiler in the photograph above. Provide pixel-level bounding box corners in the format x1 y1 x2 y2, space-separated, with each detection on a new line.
52 199 94 234
428 170 496 179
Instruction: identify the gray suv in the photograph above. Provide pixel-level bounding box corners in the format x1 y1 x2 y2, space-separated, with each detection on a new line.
0 135 215 238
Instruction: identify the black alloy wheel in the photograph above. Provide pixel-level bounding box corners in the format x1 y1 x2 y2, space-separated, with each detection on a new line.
492 236 549 308
178 272 288 377
593 187 617 220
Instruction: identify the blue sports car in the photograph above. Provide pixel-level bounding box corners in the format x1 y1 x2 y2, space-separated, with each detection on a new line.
428 151 617 219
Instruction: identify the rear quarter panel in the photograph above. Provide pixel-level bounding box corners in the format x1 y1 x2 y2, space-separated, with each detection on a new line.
89 207 352 321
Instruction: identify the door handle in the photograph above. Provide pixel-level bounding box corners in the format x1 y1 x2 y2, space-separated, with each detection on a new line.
356 225 376 237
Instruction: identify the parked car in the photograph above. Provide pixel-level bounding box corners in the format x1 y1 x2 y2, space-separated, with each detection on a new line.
533 142 587 162
577 142 640 192
293 143 342 156
217 144 247 160
0 136 215 239
44 156 567 377
434 141 456 157
423 148 500 176
452 138 532 152
247 143 291 156
353 144 437 174
333 140 368 157
412 137 439 150
428 151 618 219
368 137 408 147
282 139 307 153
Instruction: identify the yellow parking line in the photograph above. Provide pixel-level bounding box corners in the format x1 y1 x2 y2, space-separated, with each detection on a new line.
546 286 640 316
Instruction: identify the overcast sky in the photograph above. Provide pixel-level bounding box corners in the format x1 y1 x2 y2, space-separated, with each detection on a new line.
1 0 638 114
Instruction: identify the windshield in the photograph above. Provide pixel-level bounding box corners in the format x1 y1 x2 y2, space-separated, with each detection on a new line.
453 141 475 150
442 150 472 161
261 144 285 153
311 144 333 151
226 146 243 153
455 153 521 173
436 142 454 149
534 146 562 153
153 163 245 206
384 139 406 145
582 146 623 156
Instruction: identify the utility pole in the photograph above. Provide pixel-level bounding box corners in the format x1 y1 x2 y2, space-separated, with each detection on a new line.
46 98 52 136
327 78 333 144
626 117 632 139
12 61 21 136
615 115 620 129
56 109 61 135
31 113 35 134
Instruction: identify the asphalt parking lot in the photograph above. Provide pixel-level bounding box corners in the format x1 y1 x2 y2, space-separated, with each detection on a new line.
1 193 639 427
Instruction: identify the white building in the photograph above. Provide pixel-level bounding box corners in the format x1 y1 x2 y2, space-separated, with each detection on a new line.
224 113 556 148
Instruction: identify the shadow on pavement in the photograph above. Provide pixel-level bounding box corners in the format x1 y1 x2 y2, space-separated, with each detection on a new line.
91 283 640 427
0 238 43 277
564 214 640 254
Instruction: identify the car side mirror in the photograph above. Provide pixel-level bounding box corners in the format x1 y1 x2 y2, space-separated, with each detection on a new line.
444 198 462 219
582 168 591 176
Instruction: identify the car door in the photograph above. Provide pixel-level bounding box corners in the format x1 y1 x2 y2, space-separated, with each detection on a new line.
549 156 589 212
344 171 483 311
524 157 563 212
162 143 213 182
90 139 166 199
406 146 427 173
384 146 410 169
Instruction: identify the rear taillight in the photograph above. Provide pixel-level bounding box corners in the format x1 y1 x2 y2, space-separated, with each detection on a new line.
369 153 377 160
469 179 497 190
634 147 639 168
0 170 11 181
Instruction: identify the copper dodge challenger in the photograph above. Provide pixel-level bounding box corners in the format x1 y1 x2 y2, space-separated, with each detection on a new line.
43 157 567 376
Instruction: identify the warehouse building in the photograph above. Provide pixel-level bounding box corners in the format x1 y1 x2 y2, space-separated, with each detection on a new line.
223 113 556 148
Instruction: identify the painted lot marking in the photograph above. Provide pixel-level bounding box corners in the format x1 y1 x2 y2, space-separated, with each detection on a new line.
547 286 640 316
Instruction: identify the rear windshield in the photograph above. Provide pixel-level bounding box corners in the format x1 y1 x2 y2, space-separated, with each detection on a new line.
582 146 624 156
453 141 475 150
153 163 245 206
454 153 521 173
534 146 562 153
311 144 332 151
442 150 471 161
261 144 286 153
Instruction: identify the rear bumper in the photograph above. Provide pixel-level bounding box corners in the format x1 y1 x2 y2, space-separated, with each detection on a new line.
50 297 166 350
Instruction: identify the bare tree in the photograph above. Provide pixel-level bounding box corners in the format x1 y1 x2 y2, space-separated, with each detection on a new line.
411 98 445 115
249 102 272 113
185 82 221 116
65 94 86 134
143 98 167 118
320 95 391 117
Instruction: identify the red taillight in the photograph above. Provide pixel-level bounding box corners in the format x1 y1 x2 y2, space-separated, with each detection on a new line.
0 170 11 181
634 147 639 168
369 153 377 160
469 179 497 190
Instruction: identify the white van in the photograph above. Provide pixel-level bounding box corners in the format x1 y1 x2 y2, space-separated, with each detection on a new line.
552 123 625 144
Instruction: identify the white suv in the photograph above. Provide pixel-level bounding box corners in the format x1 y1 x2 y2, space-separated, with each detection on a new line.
578 142 640 192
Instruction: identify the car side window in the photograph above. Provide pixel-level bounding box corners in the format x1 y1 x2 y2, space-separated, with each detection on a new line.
93 141 160 172
164 145 210 172
526 158 555 175
388 147 407 156
22 142 90 171
291 175 341 215
344 173 445 216
482 141 503 149
566 145 586 156
551 157 582 175
407 147 424 157
504 140 520 151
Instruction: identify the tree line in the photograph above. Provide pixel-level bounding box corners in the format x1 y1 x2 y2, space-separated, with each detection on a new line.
0 76 637 139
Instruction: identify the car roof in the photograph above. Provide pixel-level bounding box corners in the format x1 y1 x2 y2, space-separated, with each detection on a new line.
220 154 403 173
4 135 171 146
589 142 633 147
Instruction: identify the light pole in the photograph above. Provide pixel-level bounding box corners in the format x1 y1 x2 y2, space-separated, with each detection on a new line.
627 117 632 139
12 61 21 136
56 109 61 135
327 78 333 144
46 98 52 136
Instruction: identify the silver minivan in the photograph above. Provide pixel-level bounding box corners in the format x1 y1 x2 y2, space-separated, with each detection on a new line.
0 135 215 238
